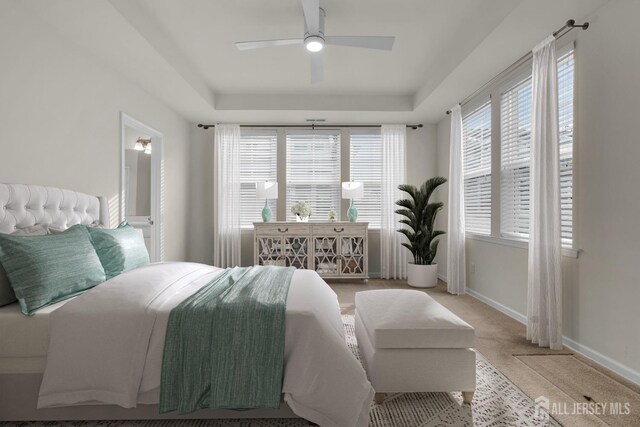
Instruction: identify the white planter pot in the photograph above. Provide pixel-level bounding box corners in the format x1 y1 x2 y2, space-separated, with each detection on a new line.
407 263 438 288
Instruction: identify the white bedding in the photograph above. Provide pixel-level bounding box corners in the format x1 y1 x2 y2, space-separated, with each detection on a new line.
38 262 374 427
0 299 72 373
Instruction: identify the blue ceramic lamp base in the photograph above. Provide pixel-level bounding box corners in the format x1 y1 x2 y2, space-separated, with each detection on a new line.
262 199 272 222
347 199 358 222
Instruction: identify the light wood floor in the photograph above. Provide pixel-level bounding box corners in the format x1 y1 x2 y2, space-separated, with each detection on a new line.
328 279 640 427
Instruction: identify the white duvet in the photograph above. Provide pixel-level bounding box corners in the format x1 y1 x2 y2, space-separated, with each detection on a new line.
38 262 374 427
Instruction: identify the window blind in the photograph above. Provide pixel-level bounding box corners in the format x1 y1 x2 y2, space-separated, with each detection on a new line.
463 101 492 235
239 131 278 228
286 132 341 221
558 50 574 246
500 50 574 246
350 131 382 228
500 77 532 239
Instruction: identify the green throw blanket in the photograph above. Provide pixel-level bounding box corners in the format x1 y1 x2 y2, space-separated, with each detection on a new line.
159 265 296 414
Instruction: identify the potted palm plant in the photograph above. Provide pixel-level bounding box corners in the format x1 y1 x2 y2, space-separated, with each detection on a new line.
395 177 447 288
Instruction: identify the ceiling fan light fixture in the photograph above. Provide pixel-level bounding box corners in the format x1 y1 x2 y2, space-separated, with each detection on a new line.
305 35 324 52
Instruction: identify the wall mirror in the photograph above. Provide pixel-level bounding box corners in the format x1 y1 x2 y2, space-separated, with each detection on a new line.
120 113 164 262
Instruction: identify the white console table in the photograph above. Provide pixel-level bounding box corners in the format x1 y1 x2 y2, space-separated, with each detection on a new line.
253 221 369 281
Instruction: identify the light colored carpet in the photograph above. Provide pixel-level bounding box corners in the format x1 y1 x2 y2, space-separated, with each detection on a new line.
517 355 640 427
1 316 560 427
331 279 640 426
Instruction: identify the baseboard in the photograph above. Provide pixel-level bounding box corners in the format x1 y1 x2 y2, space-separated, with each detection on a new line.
562 336 640 386
465 288 528 325
463 287 640 386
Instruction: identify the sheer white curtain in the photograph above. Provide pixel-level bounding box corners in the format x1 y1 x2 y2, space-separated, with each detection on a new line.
213 124 241 268
380 124 407 279
527 36 563 350
447 105 466 295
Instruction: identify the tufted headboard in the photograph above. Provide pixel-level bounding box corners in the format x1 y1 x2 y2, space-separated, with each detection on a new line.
0 184 110 234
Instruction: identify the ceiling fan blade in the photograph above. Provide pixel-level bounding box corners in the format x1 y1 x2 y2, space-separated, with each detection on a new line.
301 0 320 34
325 36 395 50
310 53 323 84
235 38 303 51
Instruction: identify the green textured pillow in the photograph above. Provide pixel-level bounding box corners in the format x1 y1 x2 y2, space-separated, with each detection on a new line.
87 221 150 279
0 225 106 315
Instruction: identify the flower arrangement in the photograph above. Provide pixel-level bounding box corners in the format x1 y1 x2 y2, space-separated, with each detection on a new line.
328 209 337 222
291 201 312 219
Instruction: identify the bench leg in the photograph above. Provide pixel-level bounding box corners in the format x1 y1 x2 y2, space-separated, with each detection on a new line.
374 393 386 404
462 391 474 404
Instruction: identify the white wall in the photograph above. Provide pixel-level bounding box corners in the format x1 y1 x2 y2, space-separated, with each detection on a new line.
187 125 439 274
187 127 214 264
435 0 640 382
0 3 191 261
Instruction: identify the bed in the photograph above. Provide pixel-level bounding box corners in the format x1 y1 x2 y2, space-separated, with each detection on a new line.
0 184 374 425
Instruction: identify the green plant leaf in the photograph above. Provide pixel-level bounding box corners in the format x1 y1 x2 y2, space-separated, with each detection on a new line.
398 219 417 232
395 208 415 221
421 177 447 204
397 184 419 202
431 230 446 239
427 239 441 264
397 228 415 242
395 199 415 210
395 176 447 265
424 202 444 231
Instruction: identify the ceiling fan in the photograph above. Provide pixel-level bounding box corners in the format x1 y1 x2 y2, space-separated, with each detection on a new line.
234 0 395 83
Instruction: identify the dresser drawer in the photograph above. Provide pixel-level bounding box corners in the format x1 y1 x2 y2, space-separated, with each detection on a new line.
312 223 367 236
255 223 311 235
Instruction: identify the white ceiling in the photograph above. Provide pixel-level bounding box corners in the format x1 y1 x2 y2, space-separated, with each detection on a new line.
21 0 609 124
133 0 517 95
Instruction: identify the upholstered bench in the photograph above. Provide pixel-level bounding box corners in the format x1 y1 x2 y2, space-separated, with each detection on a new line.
355 289 476 405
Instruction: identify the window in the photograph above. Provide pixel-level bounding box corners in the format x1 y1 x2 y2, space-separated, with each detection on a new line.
463 101 492 235
500 50 574 246
350 131 382 228
286 132 341 221
500 77 532 240
239 131 278 228
557 50 574 246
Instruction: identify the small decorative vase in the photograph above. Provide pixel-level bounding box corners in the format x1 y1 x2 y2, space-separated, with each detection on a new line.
296 214 309 222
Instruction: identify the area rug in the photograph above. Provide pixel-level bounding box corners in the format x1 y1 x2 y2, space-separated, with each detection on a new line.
3 315 559 427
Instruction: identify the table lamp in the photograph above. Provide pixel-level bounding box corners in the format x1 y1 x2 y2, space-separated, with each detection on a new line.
256 181 278 222
342 182 364 222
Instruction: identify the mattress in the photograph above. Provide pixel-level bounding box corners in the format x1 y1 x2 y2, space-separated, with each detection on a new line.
0 298 72 373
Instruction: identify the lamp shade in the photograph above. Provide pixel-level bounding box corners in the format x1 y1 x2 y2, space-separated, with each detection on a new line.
342 182 364 199
256 181 278 199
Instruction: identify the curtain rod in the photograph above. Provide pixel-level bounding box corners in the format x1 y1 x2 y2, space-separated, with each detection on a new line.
446 19 589 115
197 123 424 130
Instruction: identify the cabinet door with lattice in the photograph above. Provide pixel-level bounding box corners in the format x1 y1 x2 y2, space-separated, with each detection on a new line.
257 236 285 267
340 236 365 275
284 236 309 269
313 236 340 276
